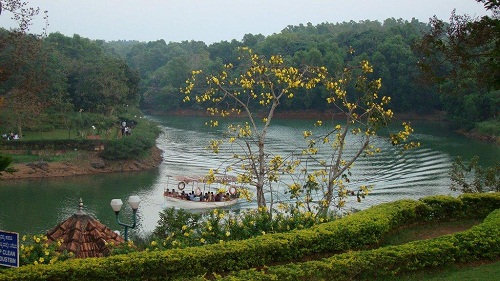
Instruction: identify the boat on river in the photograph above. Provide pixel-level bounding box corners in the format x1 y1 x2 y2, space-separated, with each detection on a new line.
163 175 240 210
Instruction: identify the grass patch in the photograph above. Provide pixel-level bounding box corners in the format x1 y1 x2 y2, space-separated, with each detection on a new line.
383 260 500 281
4 150 84 164
379 219 482 247
20 129 75 140
19 129 119 140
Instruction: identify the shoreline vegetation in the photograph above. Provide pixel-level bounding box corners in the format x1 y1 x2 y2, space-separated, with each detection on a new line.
148 109 450 121
0 110 497 181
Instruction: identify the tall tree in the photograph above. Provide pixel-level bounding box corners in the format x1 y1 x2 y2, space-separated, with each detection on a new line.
0 0 48 136
183 48 417 215
413 0 500 126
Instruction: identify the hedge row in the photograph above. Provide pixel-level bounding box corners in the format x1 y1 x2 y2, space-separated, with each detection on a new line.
218 205 500 281
0 139 101 151
1 193 499 281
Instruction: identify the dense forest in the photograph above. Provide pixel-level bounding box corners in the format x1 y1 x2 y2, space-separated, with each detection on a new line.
108 19 440 115
0 2 498 136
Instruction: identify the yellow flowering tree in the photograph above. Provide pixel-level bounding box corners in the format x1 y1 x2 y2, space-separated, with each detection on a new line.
183 47 325 207
182 47 418 214
300 56 419 215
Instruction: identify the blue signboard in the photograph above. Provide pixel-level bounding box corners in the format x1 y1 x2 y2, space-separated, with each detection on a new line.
0 230 19 268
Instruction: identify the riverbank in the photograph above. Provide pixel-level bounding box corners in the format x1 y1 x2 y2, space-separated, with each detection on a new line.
0 109 495 181
0 146 163 180
155 109 499 143
149 109 449 121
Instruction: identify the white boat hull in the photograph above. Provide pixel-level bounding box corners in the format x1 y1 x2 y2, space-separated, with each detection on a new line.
164 196 238 210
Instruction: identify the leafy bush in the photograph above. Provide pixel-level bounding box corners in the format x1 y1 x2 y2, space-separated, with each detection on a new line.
0 154 14 173
459 192 500 218
71 112 117 138
475 117 500 136
19 235 73 266
418 195 464 221
99 118 160 160
450 156 500 193
145 207 329 251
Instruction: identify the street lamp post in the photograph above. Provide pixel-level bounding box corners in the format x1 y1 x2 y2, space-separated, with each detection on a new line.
110 195 141 241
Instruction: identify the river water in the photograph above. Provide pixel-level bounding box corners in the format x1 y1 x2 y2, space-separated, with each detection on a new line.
0 116 498 237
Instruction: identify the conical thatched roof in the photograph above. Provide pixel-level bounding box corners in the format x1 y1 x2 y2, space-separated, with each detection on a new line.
46 199 124 258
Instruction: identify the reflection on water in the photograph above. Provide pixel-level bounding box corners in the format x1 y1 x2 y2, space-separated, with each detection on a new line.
0 116 498 237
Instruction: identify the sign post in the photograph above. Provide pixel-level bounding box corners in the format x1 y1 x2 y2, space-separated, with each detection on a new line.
0 230 19 268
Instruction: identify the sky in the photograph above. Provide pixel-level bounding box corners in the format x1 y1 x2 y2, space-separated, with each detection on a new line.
0 0 491 44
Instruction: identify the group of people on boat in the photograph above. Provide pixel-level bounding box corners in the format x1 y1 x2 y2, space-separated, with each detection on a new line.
164 185 238 202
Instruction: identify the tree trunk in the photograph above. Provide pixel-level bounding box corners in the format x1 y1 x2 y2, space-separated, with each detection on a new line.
256 137 267 207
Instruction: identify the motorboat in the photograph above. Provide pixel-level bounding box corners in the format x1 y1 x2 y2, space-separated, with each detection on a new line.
163 175 240 210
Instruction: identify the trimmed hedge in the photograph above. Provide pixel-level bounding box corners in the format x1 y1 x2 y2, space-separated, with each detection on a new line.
0 193 499 281
0 139 101 151
219 208 500 281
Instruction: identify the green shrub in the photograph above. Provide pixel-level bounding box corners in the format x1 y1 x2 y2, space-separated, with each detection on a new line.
458 192 500 218
475 118 500 136
418 195 464 220
146 207 329 251
19 235 73 266
99 118 160 160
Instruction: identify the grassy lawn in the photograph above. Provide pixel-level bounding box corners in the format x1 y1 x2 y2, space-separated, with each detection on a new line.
20 129 75 140
5 150 84 164
1 128 121 164
385 261 500 281
1 129 95 163
2 128 119 141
